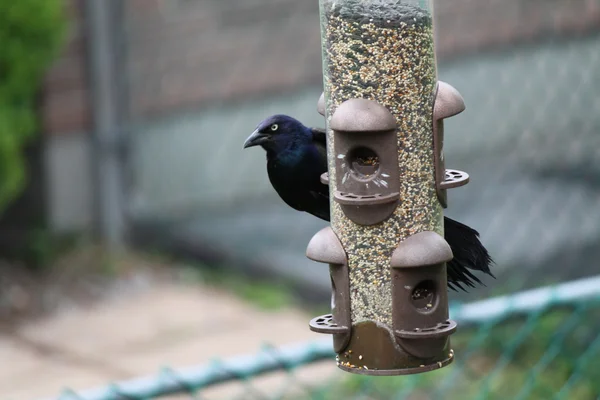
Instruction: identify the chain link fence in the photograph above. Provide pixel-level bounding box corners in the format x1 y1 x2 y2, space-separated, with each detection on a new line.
62 0 600 398
124 0 600 301
47 277 600 399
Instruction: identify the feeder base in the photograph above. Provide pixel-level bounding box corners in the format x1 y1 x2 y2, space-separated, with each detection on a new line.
337 354 454 376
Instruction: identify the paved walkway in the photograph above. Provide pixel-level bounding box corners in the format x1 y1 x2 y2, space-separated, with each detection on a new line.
0 282 338 400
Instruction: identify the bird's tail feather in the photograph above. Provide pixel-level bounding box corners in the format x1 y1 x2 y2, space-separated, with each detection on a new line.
443 217 495 291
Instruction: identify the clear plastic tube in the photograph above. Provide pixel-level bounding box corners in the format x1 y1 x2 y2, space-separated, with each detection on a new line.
319 0 442 326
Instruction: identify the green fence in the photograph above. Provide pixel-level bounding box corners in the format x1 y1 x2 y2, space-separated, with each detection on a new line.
46 276 600 400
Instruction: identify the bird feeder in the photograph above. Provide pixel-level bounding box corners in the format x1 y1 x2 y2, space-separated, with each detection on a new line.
307 0 469 375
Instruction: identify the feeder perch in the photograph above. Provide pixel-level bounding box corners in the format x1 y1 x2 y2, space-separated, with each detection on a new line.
391 231 457 360
433 81 470 207
330 98 400 226
306 227 351 353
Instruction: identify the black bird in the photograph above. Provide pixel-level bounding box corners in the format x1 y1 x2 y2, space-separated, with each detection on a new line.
244 114 494 291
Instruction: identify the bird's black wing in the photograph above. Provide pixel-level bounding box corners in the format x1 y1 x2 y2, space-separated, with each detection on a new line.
311 127 328 162
311 127 327 143
307 127 330 221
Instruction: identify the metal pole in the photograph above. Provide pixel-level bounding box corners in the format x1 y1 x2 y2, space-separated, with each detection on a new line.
84 0 127 250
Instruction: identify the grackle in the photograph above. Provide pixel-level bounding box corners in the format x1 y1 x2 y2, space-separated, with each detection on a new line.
244 114 493 291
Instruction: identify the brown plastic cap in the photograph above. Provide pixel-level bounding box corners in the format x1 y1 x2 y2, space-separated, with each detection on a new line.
320 172 329 185
306 227 346 264
433 81 466 120
391 231 453 268
317 92 326 116
330 98 396 133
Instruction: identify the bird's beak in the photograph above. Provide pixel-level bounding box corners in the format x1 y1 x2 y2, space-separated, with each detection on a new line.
243 129 269 149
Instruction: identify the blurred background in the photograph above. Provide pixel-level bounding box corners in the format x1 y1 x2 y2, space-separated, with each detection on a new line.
1 0 599 399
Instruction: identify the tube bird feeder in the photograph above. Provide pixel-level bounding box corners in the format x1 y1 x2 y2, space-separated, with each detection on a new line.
307 0 469 375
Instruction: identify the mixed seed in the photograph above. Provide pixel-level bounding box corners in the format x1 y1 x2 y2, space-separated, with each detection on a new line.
320 0 442 326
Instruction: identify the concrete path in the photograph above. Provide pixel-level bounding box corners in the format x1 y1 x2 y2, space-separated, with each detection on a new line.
0 283 339 400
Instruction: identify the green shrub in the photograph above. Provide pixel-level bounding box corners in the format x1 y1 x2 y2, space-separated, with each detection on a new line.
0 0 67 213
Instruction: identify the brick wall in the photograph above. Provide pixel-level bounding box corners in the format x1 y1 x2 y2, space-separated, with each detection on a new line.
434 0 600 57
124 0 324 118
40 0 600 135
41 0 90 136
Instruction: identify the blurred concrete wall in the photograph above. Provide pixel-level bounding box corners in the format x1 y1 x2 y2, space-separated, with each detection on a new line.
38 0 600 233
41 0 92 232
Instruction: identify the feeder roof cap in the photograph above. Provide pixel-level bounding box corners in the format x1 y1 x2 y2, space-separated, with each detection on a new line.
306 227 347 265
391 231 453 268
330 98 396 133
434 81 466 120
317 92 326 116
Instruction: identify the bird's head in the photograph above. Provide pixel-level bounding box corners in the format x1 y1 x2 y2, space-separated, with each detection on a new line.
243 115 310 153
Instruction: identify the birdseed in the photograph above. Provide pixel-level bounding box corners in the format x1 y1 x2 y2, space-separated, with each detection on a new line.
320 0 442 326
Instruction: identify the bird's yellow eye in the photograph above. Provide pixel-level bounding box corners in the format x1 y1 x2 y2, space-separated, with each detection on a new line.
271 124 278 131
